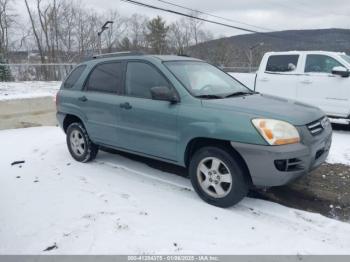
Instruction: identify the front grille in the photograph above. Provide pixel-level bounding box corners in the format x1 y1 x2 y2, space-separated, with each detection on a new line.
307 117 329 136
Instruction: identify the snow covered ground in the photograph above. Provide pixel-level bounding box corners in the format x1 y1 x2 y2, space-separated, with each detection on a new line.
327 130 350 165
1 127 350 255
0 81 61 101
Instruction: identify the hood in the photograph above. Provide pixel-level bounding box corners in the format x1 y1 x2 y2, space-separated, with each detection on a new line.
201 93 324 126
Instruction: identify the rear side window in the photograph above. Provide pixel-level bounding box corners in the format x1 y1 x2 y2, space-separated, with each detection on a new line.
63 65 86 89
305 55 343 73
125 62 170 99
85 62 123 93
266 55 299 72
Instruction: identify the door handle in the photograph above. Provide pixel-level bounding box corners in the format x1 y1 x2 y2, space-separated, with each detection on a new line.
301 80 312 85
78 96 88 102
260 77 269 82
120 102 132 110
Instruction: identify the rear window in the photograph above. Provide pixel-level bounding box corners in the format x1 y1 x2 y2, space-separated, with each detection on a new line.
85 62 123 94
266 55 299 72
63 65 86 88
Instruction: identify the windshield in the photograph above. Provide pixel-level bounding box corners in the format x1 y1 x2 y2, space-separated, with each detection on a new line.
340 55 350 65
164 61 250 97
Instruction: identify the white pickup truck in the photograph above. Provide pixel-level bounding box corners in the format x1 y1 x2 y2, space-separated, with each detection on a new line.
230 51 350 121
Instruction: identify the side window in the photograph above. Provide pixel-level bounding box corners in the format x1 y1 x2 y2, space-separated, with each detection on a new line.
305 55 343 74
266 55 299 72
85 62 123 93
63 65 86 89
125 62 170 99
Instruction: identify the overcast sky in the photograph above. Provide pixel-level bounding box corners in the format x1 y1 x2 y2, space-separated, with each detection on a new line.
19 0 350 37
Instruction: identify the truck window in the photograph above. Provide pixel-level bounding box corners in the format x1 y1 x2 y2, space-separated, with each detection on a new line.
305 55 343 74
85 62 123 94
63 65 86 89
341 54 350 64
266 55 299 73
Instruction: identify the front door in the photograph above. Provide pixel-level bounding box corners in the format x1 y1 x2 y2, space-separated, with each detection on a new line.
298 54 350 117
117 61 179 161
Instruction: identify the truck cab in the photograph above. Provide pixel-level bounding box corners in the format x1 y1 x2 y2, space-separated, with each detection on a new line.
255 51 350 119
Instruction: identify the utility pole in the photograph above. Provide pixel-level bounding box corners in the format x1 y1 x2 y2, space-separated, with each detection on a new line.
97 21 114 54
249 42 264 72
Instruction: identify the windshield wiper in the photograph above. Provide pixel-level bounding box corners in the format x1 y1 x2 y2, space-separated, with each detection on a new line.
195 94 223 99
224 91 256 98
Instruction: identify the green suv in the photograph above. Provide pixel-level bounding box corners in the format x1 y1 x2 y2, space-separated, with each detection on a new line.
56 53 332 207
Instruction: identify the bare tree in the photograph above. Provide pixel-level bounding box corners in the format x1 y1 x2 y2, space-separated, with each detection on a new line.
168 18 191 55
128 13 148 50
187 11 203 46
0 0 16 55
102 10 128 52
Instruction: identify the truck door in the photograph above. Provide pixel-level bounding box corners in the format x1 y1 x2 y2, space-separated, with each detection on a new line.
297 54 350 117
256 54 300 100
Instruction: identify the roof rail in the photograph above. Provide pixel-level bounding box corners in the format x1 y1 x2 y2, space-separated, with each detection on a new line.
177 53 191 57
90 51 144 60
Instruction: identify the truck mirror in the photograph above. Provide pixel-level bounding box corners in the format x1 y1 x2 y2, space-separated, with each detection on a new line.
332 66 350 77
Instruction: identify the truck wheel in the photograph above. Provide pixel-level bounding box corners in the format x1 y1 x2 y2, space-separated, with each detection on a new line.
66 122 98 163
189 146 249 207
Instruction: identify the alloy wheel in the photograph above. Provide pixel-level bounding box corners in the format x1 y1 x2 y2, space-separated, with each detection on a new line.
196 157 233 198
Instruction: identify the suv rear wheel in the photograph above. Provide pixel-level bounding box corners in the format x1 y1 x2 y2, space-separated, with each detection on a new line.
66 122 99 162
189 146 249 207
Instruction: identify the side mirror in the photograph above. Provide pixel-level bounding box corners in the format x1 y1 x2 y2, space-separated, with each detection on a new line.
332 66 350 77
150 86 179 103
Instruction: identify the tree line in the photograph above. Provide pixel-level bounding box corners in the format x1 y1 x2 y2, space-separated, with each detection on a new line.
1 0 260 81
1 0 214 63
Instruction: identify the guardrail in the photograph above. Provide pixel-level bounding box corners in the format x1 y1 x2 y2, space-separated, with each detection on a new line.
0 63 76 82
0 63 256 82
221 67 258 73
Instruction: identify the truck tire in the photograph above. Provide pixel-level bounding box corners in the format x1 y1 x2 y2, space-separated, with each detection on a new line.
189 146 249 207
66 122 98 163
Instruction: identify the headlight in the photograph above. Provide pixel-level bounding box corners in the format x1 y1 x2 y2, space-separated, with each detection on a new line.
252 119 300 145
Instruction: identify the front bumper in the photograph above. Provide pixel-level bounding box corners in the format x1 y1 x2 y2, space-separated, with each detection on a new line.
231 124 332 187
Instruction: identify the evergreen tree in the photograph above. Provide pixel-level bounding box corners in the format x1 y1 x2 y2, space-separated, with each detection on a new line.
0 54 12 81
119 37 132 51
146 16 169 54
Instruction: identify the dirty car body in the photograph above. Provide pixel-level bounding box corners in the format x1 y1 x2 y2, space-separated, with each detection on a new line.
56 53 332 207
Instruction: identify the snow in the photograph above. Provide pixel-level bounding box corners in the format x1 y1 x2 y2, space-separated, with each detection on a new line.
1 127 350 255
327 130 350 166
0 81 61 101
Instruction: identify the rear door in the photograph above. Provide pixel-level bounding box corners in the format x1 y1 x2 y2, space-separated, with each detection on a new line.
117 61 179 161
79 61 125 146
297 54 350 117
256 54 301 100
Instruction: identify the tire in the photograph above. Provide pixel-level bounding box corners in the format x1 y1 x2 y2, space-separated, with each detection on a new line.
66 122 99 163
189 146 249 207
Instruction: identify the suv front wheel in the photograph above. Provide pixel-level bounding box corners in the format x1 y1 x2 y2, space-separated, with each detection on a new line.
66 122 99 162
189 146 249 207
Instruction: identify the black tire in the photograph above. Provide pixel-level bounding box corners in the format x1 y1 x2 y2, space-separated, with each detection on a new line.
66 122 99 163
189 146 249 207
